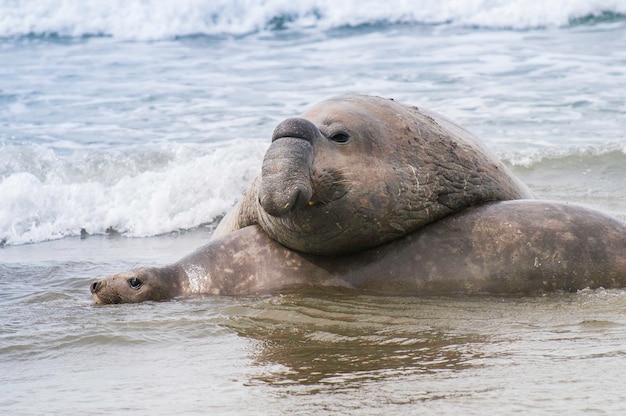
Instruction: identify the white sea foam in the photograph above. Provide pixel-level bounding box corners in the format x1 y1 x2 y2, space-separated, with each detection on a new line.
2 0 625 244
0 141 266 245
0 0 624 40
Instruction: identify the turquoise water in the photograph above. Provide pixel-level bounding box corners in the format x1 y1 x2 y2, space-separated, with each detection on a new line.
1 1 626 414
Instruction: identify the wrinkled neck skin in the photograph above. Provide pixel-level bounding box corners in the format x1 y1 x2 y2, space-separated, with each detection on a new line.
174 226 350 297
216 94 533 255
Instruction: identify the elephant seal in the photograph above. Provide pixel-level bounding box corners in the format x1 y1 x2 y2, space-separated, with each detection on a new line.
91 201 626 304
213 94 532 255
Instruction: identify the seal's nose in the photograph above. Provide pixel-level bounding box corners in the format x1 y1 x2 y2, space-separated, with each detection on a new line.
90 280 102 294
271 117 320 143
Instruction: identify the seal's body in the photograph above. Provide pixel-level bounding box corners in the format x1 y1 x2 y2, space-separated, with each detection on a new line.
91 201 626 304
214 95 532 255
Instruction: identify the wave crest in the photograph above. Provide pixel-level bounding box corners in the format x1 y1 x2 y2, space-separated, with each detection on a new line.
0 142 265 245
1 0 625 40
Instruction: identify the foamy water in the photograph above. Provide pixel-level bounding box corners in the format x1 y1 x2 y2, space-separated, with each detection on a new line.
0 141 266 244
2 0 626 39
2 9 625 245
1 1 626 414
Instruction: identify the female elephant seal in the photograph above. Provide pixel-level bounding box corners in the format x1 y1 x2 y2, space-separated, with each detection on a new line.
91 201 626 304
213 94 532 255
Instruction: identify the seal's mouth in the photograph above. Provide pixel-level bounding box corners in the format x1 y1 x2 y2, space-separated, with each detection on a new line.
306 190 349 208
90 279 124 305
307 168 351 208
97 292 126 304
92 291 123 305
92 294 106 305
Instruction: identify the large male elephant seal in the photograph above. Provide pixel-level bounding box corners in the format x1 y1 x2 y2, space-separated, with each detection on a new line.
91 201 626 304
213 94 532 255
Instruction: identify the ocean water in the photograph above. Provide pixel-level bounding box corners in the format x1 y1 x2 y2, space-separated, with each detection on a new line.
1 1 626 414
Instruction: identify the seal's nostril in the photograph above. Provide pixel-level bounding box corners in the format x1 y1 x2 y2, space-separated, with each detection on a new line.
90 281 101 294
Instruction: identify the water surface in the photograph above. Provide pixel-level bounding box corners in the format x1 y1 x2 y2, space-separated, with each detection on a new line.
1 1 626 414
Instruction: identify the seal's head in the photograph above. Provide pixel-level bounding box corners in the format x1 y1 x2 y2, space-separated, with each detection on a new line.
90 267 181 304
255 94 531 255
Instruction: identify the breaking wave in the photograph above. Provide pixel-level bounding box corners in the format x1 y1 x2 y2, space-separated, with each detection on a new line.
1 0 625 40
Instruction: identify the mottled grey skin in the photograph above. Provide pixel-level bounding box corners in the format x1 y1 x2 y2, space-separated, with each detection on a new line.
91 201 626 304
213 94 532 255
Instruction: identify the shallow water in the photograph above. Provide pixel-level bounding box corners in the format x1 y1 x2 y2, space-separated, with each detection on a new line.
3 232 626 415
2 1 626 414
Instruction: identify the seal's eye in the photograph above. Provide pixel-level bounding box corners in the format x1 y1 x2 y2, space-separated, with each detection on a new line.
329 131 350 143
128 277 143 289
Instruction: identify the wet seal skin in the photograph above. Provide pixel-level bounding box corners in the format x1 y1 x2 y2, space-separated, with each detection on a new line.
213 94 532 255
91 201 626 304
